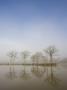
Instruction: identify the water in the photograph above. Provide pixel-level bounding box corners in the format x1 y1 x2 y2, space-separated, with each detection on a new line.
0 65 67 90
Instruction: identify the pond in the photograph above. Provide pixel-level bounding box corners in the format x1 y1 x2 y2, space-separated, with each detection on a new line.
0 65 67 90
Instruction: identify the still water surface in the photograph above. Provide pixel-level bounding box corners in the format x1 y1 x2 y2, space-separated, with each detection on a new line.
0 65 67 90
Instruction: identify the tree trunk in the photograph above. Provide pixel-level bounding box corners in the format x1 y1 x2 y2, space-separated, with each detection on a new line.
50 54 53 63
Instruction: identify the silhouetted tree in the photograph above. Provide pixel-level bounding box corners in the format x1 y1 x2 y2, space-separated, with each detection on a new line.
31 52 43 65
8 51 17 65
21 51 30 64
44 46 57 63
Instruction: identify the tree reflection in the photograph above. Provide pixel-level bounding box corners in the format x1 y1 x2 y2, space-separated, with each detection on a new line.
45 65 61 87
6 65 17 80
20 65 31 80
31 65 46 78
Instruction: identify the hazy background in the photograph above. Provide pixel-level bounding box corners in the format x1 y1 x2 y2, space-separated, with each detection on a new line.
0 0 67 63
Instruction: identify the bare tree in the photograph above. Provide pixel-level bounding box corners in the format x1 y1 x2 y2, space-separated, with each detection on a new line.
31 55 36 65
8 51 17 65
44 46 57 63
31 52 43 65
21 51 30 64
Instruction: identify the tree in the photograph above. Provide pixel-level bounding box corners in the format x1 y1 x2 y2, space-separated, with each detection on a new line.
21 51 30 64
8 51 17 65
31 52 43 65
44 46 57 63
31 55 36 65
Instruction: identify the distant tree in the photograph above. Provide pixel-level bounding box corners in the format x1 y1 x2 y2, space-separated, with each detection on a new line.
31 55 36 64
8 51 17 65
21 51 30 64
44 46 57 63
31 52 43 64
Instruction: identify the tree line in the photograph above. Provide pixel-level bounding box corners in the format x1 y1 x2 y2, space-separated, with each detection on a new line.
7 45 58 65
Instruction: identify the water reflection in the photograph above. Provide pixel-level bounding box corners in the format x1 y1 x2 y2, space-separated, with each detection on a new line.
6 65 17 80
3 65 66 90
45 65 61 87
6 65 61 83
31 65 46 78
20 65 31 80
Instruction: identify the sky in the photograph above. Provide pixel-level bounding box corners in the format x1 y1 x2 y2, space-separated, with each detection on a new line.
0 0 67 62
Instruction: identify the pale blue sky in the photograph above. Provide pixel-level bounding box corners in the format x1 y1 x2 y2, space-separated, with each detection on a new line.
0 0 67 61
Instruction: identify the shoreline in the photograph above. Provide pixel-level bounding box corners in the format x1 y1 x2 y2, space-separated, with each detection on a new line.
0 63 57 66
